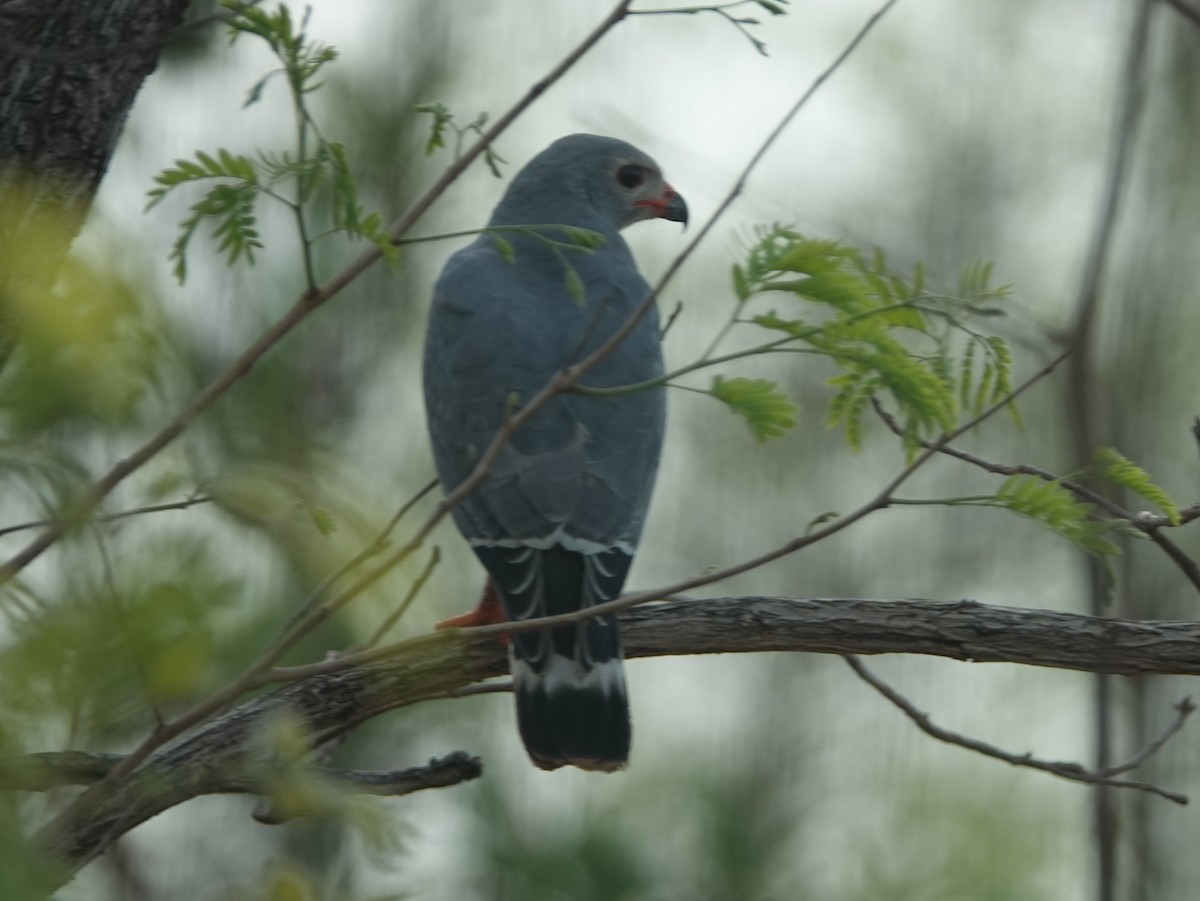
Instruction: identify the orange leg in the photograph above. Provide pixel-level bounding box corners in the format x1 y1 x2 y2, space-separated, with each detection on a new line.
435 578 508 638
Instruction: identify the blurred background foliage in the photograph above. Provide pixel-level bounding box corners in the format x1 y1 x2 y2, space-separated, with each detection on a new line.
2 1 1200 899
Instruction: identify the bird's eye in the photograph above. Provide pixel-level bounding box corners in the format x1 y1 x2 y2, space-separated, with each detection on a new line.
616 164 644 189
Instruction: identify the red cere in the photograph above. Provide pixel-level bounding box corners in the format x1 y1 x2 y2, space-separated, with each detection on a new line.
634 185 680 216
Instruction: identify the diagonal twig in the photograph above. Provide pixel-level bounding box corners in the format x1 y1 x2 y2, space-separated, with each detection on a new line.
845 655 1189 805
0 494 212 540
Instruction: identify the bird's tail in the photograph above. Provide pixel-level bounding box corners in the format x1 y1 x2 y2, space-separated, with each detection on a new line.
474 545 631 772
511 623 630 772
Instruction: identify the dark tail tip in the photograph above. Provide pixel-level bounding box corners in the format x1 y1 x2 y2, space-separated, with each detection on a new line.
512 656 631 772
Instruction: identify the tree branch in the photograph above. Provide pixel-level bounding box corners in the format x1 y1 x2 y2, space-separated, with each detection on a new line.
25 594 1200 880
845 656 1190 805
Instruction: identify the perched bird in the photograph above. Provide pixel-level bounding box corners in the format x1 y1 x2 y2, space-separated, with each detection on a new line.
423 134 686 771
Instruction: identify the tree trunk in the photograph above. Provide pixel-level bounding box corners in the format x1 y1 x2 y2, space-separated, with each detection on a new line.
0 0 192 354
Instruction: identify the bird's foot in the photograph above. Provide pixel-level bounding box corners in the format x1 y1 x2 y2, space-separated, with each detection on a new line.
435 579 507 640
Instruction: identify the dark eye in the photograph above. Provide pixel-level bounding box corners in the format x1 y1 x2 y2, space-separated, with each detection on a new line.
616 164 644 189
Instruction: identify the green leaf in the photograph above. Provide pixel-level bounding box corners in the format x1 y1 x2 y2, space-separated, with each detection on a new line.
958 337 977 412
415 101 452 155
1091 448 1181 525
824 372 878 451
306 505 336 536
564 266 585 304
560 226 605 250
805 511 838 533
771 272 868 311
875 303 926 330
911 259 925 295
973 360 994 417
483 145 506 178
751 311 810 337
711 225 1023 457
359 211 385 241
710 376 797 442
491 234 515 264
326 141 359 223
195 150 221 175
995 476 1120 556
772 238 856 275
732 263 750 302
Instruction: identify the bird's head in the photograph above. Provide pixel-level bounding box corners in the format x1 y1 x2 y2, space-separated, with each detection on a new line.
496 133 688 232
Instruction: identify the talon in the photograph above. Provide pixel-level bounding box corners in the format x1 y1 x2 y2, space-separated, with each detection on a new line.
436 578 508 644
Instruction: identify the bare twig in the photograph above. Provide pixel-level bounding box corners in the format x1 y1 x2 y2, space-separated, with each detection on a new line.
630 2 777 54
251 751 483 824
0 494 212 539
659 299 684 340
844 655 1189 805
279 477 438 633
1101 697 1195 777
364 546 441 648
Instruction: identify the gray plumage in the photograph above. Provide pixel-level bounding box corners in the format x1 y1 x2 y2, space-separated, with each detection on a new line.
423 134 685 771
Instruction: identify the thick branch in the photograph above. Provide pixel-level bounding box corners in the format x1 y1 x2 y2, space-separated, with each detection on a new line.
28 594 1200 880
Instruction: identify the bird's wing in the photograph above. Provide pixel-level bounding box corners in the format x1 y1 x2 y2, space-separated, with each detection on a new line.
423 238 665 554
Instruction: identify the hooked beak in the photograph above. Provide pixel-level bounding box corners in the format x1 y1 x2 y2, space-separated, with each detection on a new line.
635 184 689 229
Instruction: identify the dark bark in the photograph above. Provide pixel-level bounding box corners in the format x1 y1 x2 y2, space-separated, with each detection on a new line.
0 0 192 358
0 0 192 220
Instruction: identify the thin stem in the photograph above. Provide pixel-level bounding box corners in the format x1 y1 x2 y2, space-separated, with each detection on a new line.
574 336 799 396
0 494 212 539
397 223 601 249
575 297 922 397
888 495 1004 507
278 477 438 634
632 1 761 14
845 656 1188 805
363 546 441 649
